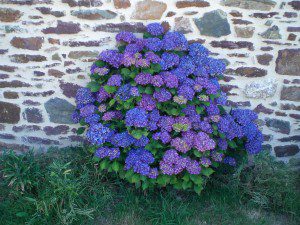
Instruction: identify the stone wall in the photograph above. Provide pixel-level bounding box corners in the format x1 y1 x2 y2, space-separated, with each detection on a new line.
0 0 299 161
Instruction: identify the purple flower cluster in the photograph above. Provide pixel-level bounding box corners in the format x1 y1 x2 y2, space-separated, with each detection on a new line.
72 23 263 192
125 148 156 177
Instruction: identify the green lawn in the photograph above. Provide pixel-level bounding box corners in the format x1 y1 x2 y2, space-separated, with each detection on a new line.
0 147 299 225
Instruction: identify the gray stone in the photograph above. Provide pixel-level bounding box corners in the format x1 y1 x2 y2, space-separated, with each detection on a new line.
0 101 20 124
194 9 231 37
265 118 290 134
71 9 117 20
234 26 255 38
275 49 300 76
222 0 276 11
260 25 281 39
244 79 277 99
280 86 300 102
174 17 192 34
44 98 75 124
274 145 299 157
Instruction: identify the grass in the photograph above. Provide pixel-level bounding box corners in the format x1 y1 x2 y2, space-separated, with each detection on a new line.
0 147 299 225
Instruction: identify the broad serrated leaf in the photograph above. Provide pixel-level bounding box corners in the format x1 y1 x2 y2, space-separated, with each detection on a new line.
87 81 100 92
202 168 214 177
76 127 85 135
104 85 117 94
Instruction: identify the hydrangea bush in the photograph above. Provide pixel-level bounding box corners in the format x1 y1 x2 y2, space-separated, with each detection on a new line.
72 23 263 193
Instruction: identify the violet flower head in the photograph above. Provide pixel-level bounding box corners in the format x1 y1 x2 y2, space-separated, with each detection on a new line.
107 74 122 86
153 88 172 102
134 73 152 85
145 38 163 52
162 31 188 51
95 147 120 160
116 31 137 43
75 88 94 106
86 123 111 145
99 50 123 68
160 52 180 70
125 107 148 127
111 131 135 148
138 94 156 111
147 23 164 36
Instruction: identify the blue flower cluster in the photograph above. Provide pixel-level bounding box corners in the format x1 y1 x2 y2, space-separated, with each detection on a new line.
72 23 263 192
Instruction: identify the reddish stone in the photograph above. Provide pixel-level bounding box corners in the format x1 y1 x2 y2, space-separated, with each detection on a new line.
280 103 300 111
23 100 41 106
226 67 267 77
188 39 206 44
59 81 82 98
166 11 176 17
232 19 253 25
68 51 98 59
283 12 298 18
274 145 299 157
48 38 60 45
22 90 55 97
210 40 254 50
228 53 248 58
113 0 131 8
22 108 43 123
263 40 292 46
22 136 60 145
287 27 300 32
48 69 65 78
288 33 297 41
0 80 31 88
176 0 210 8
254 104 274 114
0 141 29 152
0 133 15 140
290 113 300 119
288 1 300 10
229 10 242 17
0 8 22 22
275 111 287 116
292 79 300 84
10 54 46 63
36 7 65 17
12 125 41 133
43 125 69 135
0 101 20 124
0 65 17 72
66 67 82 74
278 135 300 142
250 12 278 18
0 74 9 79
261 46 273 51
131 0 167 20
0 49 8 54
42 20 81 34
3 91 18 99
265 118 290 135
257 53 273 65
281 86 300 102
220 84 238 95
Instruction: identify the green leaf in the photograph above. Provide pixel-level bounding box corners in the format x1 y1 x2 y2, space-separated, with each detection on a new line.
112 161 120 172
228 140 237 149
145 86 154 94
196 106 204 114
95 60 106 67
142 181 149 190
87 81 100 92
193 149 202 158
182 173 190 182
151 63 161 73
100 160 109 170
182 181 192 190
190 175 203 185
202 168 214 177
109 99 116 107
194 185 203 194
121 68 131 76
131 130 143 139
104 85 117 94
76 127 85 135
